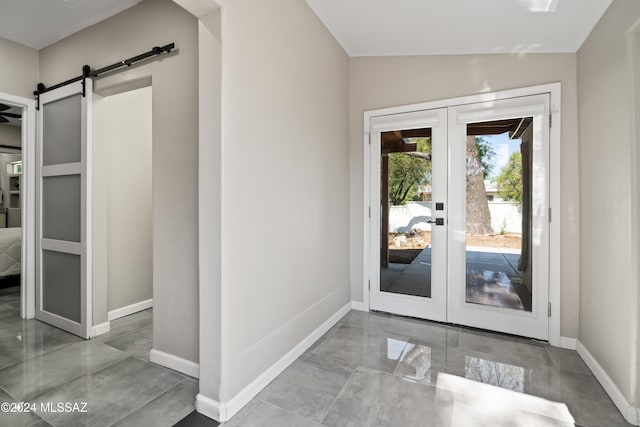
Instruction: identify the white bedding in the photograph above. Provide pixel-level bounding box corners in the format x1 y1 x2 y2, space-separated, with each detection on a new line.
0 228 21 277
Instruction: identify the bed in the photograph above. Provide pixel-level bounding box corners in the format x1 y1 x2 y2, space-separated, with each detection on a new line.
0 228 21 278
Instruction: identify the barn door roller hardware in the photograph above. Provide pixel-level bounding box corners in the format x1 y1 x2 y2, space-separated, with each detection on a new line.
34 43 175 110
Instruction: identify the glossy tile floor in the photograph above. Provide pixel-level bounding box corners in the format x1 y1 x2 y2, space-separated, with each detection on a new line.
0 286 198 427
214 309 631 427
2 283 631 427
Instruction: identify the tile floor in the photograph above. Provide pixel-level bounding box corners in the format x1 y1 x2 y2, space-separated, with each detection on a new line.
200 309 631 427
0 285 198 427
1 284 632 426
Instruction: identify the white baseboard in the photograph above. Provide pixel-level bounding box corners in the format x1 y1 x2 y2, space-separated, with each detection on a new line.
150 348 200 379
91 321 111 337
576 340 639 425
350 300 367 311
196 393 226 422
108 298 153 321
559 336 577 350
196 301 352 422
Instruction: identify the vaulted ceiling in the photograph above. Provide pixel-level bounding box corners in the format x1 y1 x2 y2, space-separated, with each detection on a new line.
0 1 613 55
0 0 141 49
305 0 613 56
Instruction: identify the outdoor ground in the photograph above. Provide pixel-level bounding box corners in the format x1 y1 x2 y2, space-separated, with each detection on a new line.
388 231 522 264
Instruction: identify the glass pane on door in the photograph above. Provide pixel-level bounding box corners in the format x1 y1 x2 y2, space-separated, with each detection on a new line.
43 174 81 242
42 250 81 322
43 94 81 166
380 128 434 298
464 119 533 312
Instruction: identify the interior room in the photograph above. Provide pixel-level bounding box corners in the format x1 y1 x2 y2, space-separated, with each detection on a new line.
0 0 639 426
0 103 22 326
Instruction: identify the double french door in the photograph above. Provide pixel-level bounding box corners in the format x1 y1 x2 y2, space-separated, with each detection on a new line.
370 94 550 340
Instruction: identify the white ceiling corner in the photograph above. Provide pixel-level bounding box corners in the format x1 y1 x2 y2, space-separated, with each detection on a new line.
305 0 613 56
172 0 220 18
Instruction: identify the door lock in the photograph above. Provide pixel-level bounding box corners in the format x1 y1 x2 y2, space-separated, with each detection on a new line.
427 218 445 226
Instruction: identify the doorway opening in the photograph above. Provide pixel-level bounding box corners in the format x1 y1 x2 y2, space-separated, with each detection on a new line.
92 85 153 357
367 87 557 342
34 78 154 343
379 119 535 312
0 103 23 324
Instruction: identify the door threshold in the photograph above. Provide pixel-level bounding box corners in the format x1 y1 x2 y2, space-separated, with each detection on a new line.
370 309 549 344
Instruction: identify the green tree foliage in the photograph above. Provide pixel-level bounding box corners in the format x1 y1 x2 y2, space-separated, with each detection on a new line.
475 136 496 179
496 152 523 203
388 138 431 205
387 137 495 205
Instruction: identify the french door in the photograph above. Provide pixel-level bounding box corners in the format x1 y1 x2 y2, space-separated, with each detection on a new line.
370 108 448 322
35 80 92 338
370 94 550 340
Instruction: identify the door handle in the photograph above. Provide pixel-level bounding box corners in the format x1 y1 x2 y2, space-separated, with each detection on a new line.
427 218 445 226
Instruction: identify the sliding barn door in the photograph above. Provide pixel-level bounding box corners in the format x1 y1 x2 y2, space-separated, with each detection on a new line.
36 80 92 338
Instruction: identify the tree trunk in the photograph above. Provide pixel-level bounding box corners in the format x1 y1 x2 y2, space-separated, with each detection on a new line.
466 136 494 234
381 155 389 268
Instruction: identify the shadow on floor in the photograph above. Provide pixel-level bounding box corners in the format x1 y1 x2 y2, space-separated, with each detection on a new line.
174 411 220 426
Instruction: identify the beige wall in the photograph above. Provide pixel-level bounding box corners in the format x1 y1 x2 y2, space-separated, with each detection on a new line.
0 153 21 218
349 53 580 338
40 0 200 362
198 9 222 401
633 30 640 410
214 0 350 401
0 37 38 99
106 87 153 312
577 0 640 404
93 87 153 324
0 125 21 148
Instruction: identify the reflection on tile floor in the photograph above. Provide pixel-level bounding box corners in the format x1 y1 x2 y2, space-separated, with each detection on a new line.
381 247 532 311
222 310 631 427
2 284 631 426
0 285 198 427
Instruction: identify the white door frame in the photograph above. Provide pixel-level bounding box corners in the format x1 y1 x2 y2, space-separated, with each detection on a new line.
0 91 36 320
363 83 562 346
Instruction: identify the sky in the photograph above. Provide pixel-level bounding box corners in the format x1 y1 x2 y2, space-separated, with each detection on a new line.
484 132 521 180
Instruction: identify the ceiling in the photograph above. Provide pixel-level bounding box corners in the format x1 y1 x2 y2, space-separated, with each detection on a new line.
305 0 613 56
0 105 22 127
0 0 612 54
0 0 142 49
